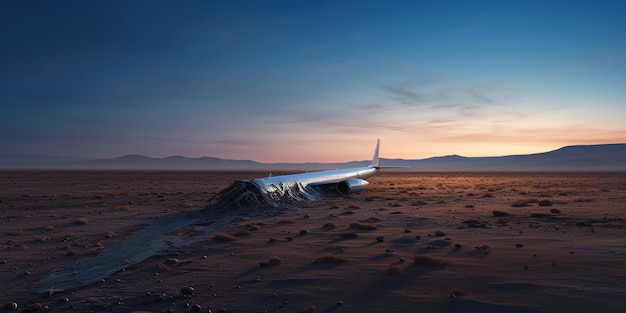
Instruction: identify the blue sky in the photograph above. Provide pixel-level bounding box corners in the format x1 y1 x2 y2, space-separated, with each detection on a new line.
2 0 625 162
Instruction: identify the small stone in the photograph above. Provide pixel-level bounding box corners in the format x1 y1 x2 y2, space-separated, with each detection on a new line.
57 297 70 304
454 243 462 248
41 290 54 298
260 256 282 267
523 265 530 271
538 200 552 206
492 210 510 217
550 208 561 214
181 286 195 297
516 243 524 248
303 214 310 218
375 236 384 242
403 229 412 233
336 301 343 306
435 231 445 237
165 258 179 266
191 303 202 312
385 248 394 253
299 229 309 235
3 302 18 310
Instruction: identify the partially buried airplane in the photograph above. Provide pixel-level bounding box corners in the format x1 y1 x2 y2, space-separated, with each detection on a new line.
207 139 391 210
35 139 393 293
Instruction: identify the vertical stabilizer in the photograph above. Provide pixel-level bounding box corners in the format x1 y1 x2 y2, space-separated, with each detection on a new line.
369 139 380 168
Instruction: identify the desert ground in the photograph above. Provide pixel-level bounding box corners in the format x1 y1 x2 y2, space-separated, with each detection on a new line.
1 170 625 313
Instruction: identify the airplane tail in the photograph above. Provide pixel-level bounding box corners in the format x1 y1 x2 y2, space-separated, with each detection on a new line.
369 139 380 168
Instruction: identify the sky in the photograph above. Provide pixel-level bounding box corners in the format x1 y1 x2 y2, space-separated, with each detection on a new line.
2 0 625 163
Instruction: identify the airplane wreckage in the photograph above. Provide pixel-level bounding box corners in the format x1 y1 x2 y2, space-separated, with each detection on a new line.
35 140 393 293
208 139 382 211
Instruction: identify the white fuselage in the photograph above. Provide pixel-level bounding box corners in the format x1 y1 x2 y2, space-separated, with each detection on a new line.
254 166 378 188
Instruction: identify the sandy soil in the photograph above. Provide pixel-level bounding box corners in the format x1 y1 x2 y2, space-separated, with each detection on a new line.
1 171 626 313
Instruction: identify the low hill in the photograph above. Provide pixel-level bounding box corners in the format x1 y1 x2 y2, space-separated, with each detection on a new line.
1 144 625 171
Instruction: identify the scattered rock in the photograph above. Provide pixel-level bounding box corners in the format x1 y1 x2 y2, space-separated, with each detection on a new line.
492 210 510 217
260 256 282 267
464 205 475 208
550 208 561 214
191 303 202 312
322 222 336 230
460 219 487 229
154 293 168 302
211 234 238 242
41 290 53 298
516 244 524 248
530 213 550 218
299 229 309 235
181 286 195 298
413 255 447 267
538 200 553 206
375 236 384 243
3 302 18 310
435 230 445 237
475 245 490 254
57 298 70 304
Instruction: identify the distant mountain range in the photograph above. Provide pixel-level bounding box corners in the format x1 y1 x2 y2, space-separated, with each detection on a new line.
2 144 626 171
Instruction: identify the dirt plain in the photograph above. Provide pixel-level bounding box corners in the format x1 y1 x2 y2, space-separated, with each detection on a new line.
1 170 626 313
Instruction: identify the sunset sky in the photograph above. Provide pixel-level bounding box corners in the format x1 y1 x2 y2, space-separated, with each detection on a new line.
2 0 625 163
